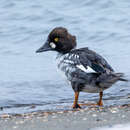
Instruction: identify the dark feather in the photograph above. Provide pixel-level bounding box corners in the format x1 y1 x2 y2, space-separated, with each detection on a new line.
70 47 114 74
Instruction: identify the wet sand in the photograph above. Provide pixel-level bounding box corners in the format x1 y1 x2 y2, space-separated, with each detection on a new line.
0 104 130 130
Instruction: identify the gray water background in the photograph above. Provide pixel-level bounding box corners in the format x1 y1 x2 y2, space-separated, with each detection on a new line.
0 0 130 114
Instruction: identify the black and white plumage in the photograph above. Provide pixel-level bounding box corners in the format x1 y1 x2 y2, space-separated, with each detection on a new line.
57 47 124 93
36 27 127 108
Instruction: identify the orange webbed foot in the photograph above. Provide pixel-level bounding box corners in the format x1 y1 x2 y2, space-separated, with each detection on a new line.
72 104 81 109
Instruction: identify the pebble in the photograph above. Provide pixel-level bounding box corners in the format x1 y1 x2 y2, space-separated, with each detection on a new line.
42 119 48 122
68 111 73 113
24 116 31 119
122 115 125 118
13 126 17 129
57 111 64 114
52 116 57 118
1 114 10 118
92 114 97 117
15 121 19 125
82 117 87 120
111 110 117 113
80 110 85 113
110 108 118 113
44 112 49 116
96 118 102 121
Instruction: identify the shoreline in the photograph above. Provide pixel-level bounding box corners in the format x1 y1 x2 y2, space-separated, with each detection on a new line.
0 104 130 130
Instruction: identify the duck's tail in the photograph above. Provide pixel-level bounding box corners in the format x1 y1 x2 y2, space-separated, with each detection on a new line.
114 73 128 82
97 72 128 89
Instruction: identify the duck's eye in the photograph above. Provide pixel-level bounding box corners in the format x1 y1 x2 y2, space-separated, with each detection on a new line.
54 37 59 42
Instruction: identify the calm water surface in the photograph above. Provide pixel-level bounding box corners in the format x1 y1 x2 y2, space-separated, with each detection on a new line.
0 0 130 114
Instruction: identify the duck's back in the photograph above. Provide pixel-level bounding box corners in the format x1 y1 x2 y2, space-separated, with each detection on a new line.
57 47 114 76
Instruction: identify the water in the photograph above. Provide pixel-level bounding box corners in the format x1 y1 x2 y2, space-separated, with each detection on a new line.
0 0 130 114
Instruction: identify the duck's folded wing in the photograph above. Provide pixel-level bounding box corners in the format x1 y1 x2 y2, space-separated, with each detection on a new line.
70 47 114 74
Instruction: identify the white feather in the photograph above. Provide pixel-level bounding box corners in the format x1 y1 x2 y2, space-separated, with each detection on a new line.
76 64 96 73
64 60 74 64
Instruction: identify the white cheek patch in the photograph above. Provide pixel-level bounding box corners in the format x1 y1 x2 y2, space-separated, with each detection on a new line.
50 42 56 49
76 64 96 73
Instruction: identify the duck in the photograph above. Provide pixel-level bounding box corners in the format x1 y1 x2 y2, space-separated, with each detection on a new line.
36 27 127 109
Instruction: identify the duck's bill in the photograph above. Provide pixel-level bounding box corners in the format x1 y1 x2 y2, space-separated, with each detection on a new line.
36 41 52 53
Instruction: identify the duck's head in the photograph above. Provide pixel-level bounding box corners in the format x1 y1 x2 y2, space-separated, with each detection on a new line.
36 27 77 54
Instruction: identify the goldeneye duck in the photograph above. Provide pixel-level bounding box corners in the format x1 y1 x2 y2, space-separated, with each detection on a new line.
36 27 127 109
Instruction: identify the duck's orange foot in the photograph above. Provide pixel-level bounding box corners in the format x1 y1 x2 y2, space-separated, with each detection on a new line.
72 104 81 109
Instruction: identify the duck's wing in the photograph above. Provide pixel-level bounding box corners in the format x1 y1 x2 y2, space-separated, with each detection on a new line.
70 47 114 74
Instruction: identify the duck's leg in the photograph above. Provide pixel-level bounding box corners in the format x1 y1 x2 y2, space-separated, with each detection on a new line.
72 92 81 109
97 91 103 106
72 91 103 108
72 92 103 108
